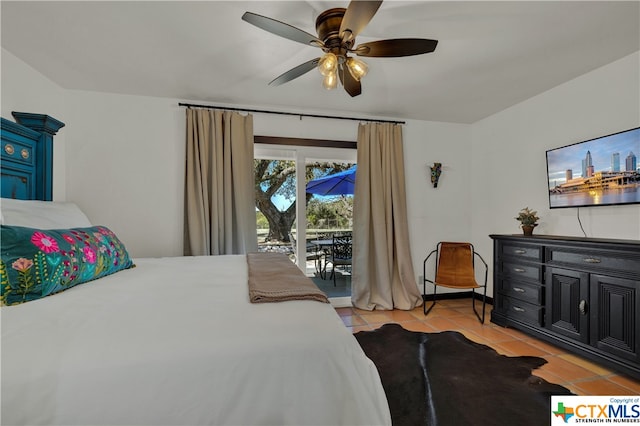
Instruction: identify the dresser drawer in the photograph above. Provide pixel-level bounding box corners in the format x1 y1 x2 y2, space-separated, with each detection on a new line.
500 261 543 283
495 296 543 327
496 278 543 305
491 235 640 379
548 247 640 276
501 243 542 261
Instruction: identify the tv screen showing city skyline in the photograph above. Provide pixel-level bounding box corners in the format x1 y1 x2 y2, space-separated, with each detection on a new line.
546 127 640 208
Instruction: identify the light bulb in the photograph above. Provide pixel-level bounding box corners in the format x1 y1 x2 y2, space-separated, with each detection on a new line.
322 71 338 90
318 53 338 77
346 57 368 81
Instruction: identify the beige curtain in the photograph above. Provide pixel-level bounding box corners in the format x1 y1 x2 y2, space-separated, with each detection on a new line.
184 108 257 255
352 122 422 310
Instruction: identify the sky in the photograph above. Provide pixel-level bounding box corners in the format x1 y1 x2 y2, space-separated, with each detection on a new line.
546 127 639 188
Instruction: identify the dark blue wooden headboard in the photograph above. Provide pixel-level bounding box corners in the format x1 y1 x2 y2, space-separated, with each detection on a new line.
1 112 65 200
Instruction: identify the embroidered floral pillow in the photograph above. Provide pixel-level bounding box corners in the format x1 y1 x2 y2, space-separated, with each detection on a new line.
1 225 134 305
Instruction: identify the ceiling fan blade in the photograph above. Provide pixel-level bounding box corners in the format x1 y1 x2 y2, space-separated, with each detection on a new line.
339 0 383 40
269 58 321 86
242 12 323 47
339 64 362 97
355 38 438 57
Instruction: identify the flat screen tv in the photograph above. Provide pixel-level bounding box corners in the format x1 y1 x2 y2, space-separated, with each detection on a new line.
546 127 640 209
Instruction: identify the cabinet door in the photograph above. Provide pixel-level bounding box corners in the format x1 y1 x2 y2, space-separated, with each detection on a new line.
0 170 31 199
546 267 590 343
590 274 640 363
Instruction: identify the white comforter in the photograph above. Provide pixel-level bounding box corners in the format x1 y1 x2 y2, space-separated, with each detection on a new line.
1 255 390 425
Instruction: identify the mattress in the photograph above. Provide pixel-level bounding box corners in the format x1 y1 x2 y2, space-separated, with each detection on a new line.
1 255 390 425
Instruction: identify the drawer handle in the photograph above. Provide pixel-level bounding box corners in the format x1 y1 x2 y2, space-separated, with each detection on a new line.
513 268 526 273
514 249 527 254
513 287 526 293
513 306 525 312
583 257 601 264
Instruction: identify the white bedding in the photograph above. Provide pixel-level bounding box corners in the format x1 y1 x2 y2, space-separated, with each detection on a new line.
1 255 390 425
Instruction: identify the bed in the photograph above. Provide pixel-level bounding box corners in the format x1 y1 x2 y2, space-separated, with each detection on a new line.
0 114 391 425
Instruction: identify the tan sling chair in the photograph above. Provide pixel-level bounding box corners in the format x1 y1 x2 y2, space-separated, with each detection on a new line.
423 242 488 323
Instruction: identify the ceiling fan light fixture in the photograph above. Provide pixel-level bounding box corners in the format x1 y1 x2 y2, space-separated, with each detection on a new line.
318 52 338 77
322 70 338 90
345 56 368 81
242 2 438 97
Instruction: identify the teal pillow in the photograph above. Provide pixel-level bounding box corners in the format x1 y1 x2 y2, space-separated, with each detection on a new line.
1 225 134 305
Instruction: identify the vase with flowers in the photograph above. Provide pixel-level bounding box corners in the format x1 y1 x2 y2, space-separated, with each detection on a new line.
515 207 540 236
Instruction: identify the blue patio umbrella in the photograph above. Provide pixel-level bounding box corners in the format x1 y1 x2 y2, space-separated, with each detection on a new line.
306 166 356 196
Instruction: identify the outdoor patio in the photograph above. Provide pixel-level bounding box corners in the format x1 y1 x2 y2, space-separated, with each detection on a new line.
254 164 355 300
255 243 351 298
305 259 351 298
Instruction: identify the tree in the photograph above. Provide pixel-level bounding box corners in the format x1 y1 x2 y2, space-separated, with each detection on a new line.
306 196 354 229
254 160 353 242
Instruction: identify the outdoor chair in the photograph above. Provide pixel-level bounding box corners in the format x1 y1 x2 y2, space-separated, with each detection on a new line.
289 233 323 273
329 233 353 286
423 242 488 323
313 232 334 279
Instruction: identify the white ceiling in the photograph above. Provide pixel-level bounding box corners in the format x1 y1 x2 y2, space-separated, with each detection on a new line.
2 1 639 124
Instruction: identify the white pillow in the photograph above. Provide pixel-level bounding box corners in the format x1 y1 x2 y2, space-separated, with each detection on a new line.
0 198 92 229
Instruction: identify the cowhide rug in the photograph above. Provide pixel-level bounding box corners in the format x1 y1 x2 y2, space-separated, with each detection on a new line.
354 323 573 426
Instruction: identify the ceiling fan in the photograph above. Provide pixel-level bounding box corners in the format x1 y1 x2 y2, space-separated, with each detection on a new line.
242 0 438 97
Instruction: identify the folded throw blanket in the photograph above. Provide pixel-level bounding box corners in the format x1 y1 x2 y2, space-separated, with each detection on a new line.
247 252 329 303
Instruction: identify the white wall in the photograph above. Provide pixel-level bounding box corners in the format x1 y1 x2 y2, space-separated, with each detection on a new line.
0 46 471 268
2 47 638 291
61 95 468 261
471 51 640 280
404 120 472 285
1 48 68 200
62 95 367 258
65 92 184 257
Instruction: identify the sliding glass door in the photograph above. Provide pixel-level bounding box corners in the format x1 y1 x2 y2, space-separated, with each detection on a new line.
254 149 297 258
255 142 355 302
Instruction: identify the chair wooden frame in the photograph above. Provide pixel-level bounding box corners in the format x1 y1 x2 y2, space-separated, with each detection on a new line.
423 242 488 323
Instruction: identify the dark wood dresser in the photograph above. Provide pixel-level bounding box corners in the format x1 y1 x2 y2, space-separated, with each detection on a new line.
490 234 640 379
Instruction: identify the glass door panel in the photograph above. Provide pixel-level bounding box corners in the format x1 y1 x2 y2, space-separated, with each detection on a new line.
305 160 355 299
255 143 356 304
254 152 297 262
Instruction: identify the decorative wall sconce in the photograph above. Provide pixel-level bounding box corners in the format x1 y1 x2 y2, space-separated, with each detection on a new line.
429 162 442 188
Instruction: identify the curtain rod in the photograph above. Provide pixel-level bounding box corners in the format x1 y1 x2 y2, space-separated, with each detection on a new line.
177 102 405 125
